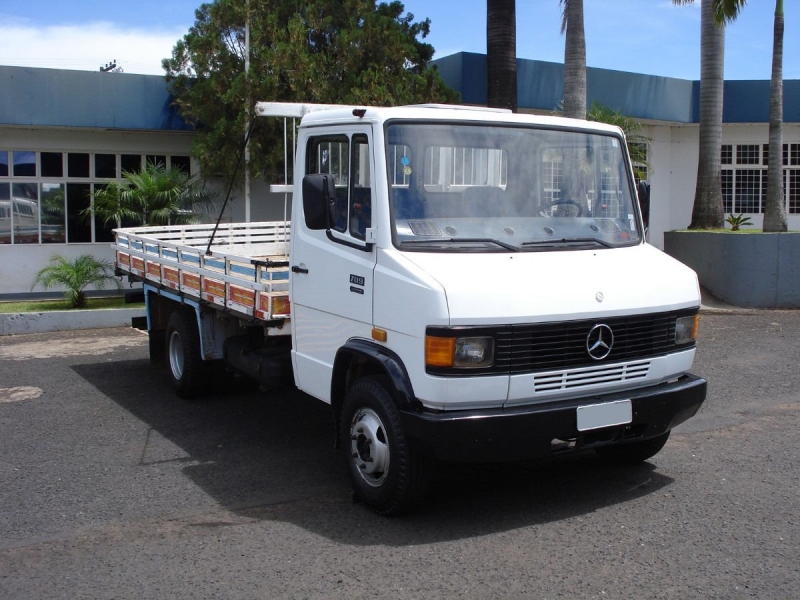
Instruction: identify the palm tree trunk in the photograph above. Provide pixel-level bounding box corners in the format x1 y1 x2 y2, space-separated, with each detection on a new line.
690 0 725 229
763 0 786 232
487 0 517 112
562 0 586 119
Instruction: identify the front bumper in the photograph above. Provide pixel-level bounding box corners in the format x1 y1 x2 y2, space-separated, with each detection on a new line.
400 374 707 462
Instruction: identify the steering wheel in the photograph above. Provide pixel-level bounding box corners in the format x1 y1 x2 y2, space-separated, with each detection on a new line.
541 199 583 217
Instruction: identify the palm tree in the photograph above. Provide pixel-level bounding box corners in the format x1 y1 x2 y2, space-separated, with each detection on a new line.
486 0 517 112
88 162 218 228
763 0 786 232
31 254 119 309
560 0 586 119
587 102 650 178
673 0 746 229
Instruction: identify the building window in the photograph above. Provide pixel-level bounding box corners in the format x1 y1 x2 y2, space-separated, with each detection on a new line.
542 148 563 204
41 183 66 243
13 151 37 177
68 153 90 178
0 150 193 245
10 183 39 243
171 155 191 174
722 170 733 214
789 171 800 214
146 155 167 168
734 169 764 213
721 145 733 165
41 152 64 177
629 141 648 183
721 143 800 215
121 154 142 173
95 154 117 178
736 145 761 166
791 143 800 166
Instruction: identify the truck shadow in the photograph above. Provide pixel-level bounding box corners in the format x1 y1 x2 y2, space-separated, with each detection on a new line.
73 358 674 546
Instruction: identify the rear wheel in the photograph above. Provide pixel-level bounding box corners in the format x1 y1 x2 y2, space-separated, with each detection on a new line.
165 310 208 399
340 376 432 516
596 431 671 464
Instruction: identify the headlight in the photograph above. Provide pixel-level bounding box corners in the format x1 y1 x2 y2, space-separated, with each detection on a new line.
675 314 699 345
425 335 495 369
454 337 495 368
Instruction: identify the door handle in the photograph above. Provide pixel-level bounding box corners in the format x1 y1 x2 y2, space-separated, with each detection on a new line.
291 265 309 274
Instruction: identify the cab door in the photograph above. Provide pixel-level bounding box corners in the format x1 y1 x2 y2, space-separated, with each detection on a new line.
290 127 376 401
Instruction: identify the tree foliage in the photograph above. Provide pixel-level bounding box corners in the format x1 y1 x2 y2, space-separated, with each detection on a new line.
586 102 650 179
87 163 219 228
31 255 119 309
163 0 459 184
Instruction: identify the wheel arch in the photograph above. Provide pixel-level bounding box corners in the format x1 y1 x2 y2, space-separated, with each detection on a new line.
144 284 201 332
330 339 419 447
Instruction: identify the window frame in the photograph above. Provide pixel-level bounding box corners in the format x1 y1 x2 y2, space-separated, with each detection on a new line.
0 149 194 245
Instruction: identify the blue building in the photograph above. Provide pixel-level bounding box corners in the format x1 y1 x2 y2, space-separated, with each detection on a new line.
1 57 799 295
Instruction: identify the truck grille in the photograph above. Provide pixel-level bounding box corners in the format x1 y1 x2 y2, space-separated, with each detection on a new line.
426 309 696 377
531 360 650 392
494 311 688 374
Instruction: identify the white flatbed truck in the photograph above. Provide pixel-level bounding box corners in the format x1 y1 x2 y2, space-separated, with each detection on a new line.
114 102 707 515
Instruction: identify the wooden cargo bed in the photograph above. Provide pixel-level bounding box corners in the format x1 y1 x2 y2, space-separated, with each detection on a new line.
113 222 292 322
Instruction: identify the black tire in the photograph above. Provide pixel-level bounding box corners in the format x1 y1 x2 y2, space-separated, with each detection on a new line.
148 330 166 365
165 310 208 399
340 376 432 516
596 431 671 465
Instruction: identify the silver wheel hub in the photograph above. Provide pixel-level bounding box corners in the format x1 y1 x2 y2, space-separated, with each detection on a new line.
349 408 390 487
168 330 184 380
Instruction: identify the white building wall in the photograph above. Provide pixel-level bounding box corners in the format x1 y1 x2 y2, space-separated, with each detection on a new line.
1 126 295 296
646 124 699 248
1 127 194 296
645 122 800 249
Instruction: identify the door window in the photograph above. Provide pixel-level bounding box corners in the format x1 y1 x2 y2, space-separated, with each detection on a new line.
307 133 372 239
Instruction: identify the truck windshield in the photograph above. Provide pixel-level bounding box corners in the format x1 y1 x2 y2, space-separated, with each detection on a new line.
386 122 642 251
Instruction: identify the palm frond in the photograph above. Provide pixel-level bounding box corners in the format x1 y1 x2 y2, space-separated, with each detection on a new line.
87 163 219 227
31 254 119 308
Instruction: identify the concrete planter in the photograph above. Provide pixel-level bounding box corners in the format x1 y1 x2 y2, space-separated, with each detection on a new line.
664 231 800 309
0 308 145 336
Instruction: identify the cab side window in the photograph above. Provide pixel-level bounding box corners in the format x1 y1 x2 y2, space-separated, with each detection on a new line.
350 134 371 240
306 133 371 239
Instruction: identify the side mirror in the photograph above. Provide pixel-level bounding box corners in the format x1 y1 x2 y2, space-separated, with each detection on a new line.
302 174 336 230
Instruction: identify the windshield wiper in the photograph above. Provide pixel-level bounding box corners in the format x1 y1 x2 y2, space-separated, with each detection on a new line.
402 237 519 251
521 237 613 249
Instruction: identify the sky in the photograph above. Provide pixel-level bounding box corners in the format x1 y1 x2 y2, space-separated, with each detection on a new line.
0 0 796 81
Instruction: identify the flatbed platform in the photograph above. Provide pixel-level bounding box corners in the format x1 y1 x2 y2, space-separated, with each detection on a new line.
113 221 292 321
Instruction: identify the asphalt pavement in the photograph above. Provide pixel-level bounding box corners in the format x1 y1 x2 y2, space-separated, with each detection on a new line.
0 313 798 599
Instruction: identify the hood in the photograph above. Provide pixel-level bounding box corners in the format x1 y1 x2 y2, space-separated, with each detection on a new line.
401 244 700 325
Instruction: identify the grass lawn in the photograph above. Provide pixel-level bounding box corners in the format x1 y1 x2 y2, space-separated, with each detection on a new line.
0 297 144 313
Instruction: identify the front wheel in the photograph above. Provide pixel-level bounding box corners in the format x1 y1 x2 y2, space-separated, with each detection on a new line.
595 431 671 465
340 376 432 516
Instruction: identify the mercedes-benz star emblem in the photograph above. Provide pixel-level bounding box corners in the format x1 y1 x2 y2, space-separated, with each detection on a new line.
586 324 614 360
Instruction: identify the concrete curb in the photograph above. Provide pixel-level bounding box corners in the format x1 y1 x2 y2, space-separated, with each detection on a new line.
0 308 145 335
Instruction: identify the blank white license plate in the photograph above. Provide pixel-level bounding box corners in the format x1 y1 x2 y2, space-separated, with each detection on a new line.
577 400 632 432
